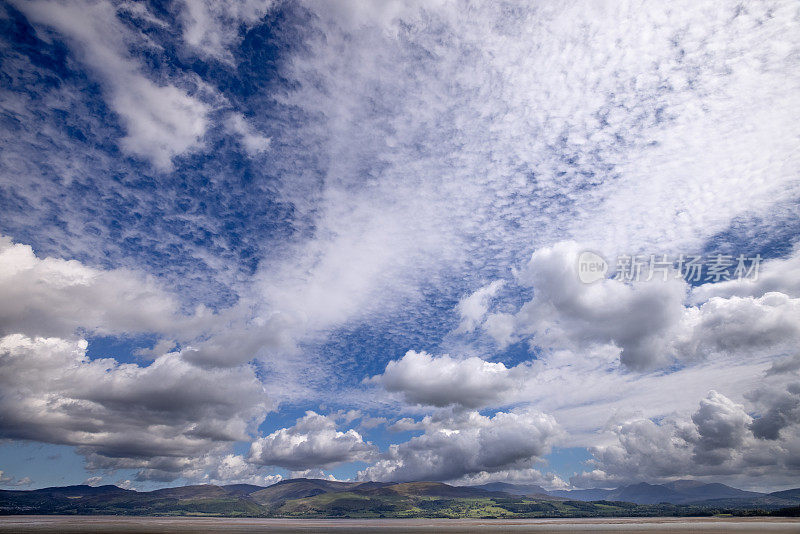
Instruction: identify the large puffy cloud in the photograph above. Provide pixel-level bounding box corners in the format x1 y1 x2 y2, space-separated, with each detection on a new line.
0 236 209 339
573 389 800 488
0 333 271 481
358 409 561 482
482 242 687 370
14 0 209 170
203 454 282 487
451 469 568 490
368 350 524 409
131 453 282 486
690 247 800 302
0 236 293 370
691 392 754 466
676 292 800 361
249 412 376 470
747 354 800 441
481 242 800 371
0 237 288 483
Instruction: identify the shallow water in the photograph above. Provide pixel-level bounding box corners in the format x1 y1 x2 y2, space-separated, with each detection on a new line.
1 516 799 534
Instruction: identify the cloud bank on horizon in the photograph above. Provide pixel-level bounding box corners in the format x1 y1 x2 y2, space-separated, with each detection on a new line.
0 0 799 492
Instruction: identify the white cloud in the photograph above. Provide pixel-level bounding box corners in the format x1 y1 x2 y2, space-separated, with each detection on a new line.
3 0 800 491
226 113 271 156
249 411 376 470
454 280 505 334
676 292 800 362
84 475 103 487
0 235 294 370
0 333 271 481
368 350 523 409
0 470 32 487
179 0 274 61
280 0 800 304
15 0 209 170
299 0 443 33
478 242 800 371
452 469 568 491
690 248 800 303
501 242 688 370
691 391 753 466
201 454 282 487
117 479 135 490
358 408 561 482
0 236 209 339
747 355 800 441
574 388 800 488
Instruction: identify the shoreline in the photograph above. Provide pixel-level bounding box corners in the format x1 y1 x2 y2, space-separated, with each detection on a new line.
2 515 800 533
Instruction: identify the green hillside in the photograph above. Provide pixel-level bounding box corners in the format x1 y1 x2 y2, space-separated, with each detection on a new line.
2 479 800 519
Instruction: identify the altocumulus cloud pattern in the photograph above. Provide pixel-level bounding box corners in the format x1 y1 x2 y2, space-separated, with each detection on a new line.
0 0 799 492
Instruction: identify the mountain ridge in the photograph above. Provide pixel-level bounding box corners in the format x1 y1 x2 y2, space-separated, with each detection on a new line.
2 478 799 518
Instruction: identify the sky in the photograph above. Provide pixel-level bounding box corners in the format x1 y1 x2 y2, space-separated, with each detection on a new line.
0 0 799 493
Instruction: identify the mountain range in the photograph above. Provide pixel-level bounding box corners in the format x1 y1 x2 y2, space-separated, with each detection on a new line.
1 478 799 518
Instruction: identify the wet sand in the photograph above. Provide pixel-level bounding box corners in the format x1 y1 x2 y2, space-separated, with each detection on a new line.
0 516 799 533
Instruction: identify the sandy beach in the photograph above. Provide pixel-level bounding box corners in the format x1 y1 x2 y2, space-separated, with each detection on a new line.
1 516 799 533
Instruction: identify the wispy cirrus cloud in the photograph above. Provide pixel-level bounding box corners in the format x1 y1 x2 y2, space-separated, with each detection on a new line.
14 0 210 170
1 0 799 490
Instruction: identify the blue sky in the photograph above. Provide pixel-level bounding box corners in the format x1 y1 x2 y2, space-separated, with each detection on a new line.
1 0 799 493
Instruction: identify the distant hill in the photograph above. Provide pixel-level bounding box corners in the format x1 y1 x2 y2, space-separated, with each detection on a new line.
771 488 800 500
662 481 764 502
221 484 266 496
2 478 799 518
550 480 795 507
549 487 613 501
359 481 502 498
249 478 365 505
470 482 553 498
148 484 235 500
23 484 134 498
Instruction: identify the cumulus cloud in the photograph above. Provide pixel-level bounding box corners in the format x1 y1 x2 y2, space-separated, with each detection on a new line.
690 248 800 302
452 469 568 491
15 0 209 170
746 354 800 441
573 390 800 488
676 293 800 361
0 235 291 370
0 333 271 481
196 454 282 487
478 242 800 371
0 236 208 339
358 408 561 482
369 350 523 409
481 242 687 370
691 392 753 466
249 411 376 470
